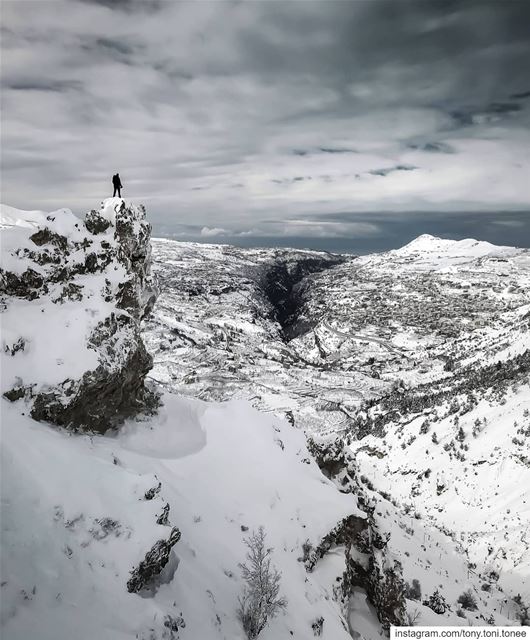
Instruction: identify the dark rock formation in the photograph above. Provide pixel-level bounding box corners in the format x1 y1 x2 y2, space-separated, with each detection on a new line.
306 437 407 632
3 385 28 402
127 527 181 594
305 503 406 631
1 200 159 433
0 268 46 300
85 209 111 235
144 482 162 501
306 437 350 479
156 503 171 526
30 319 156 431
30 228 68 250
305 514 368 572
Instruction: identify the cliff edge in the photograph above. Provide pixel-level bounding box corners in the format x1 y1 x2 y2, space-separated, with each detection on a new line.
0 198 158 432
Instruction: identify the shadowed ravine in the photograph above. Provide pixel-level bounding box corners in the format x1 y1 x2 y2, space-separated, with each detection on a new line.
260 254 347 340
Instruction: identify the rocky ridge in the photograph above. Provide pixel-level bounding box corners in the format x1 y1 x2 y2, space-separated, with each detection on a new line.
0 199 158 432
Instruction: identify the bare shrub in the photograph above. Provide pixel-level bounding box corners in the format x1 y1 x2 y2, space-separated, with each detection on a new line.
237 527 287 639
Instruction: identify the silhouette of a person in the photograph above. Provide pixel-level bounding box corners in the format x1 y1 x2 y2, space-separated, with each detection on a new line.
112 173 123 198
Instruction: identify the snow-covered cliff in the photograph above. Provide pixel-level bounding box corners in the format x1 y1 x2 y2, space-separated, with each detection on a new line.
1 199 158 432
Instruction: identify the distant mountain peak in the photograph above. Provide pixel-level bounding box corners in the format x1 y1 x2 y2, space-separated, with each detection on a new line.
396 233 516 259
413 232 438 241
403 233 449 247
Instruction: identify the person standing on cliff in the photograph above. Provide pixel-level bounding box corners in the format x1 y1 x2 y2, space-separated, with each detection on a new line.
112 173 123 198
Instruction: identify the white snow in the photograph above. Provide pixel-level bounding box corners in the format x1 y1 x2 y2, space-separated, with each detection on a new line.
0 204 50 229
1 395 360 640
0 202 133 397
2 206 529 638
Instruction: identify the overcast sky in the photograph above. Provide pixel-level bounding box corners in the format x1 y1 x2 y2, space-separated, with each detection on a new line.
1 0 530 252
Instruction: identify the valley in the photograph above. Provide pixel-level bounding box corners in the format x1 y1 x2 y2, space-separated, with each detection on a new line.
2 202 529 639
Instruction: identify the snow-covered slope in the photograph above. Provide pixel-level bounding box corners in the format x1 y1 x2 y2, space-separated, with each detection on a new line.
0 204 53 229
394 233 516 262
349 380 530 601
1 395 362 640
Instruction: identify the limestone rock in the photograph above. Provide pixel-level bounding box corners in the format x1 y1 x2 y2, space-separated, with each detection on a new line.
1 199 159 433
127 527 182 594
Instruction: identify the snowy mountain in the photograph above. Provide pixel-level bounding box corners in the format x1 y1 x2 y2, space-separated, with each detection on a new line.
1 201 529 640
145 232 530 430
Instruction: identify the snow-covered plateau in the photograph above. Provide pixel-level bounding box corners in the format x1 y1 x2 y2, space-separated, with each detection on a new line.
1 200 529 640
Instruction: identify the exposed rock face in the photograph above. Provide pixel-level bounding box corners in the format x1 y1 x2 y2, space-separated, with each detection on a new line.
127 527 182 594
307 436 350 480
306 500 406 632
1 199 159 433
306 437 407 632
304 513 369 571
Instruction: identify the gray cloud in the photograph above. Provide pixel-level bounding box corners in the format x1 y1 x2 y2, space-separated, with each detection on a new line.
81 37 140 60
368 165 417 177
292 147 358 157
1 0 529 250
6 79 84 92
511 90 530 100
406 142 455 154
78 0 163 13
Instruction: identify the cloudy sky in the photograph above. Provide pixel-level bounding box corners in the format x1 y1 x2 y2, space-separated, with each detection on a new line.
1 0 530 252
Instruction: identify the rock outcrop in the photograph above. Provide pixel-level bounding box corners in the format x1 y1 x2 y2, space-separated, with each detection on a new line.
305 437 407 632
0 199 159 433
127 526 182 594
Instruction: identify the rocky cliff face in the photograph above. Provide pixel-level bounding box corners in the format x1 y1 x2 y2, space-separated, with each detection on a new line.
0 199 158 433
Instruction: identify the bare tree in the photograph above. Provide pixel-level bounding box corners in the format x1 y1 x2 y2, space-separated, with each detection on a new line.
237 527 287 639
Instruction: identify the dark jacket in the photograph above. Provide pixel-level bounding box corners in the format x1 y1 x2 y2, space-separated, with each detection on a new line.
112 174 122 188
